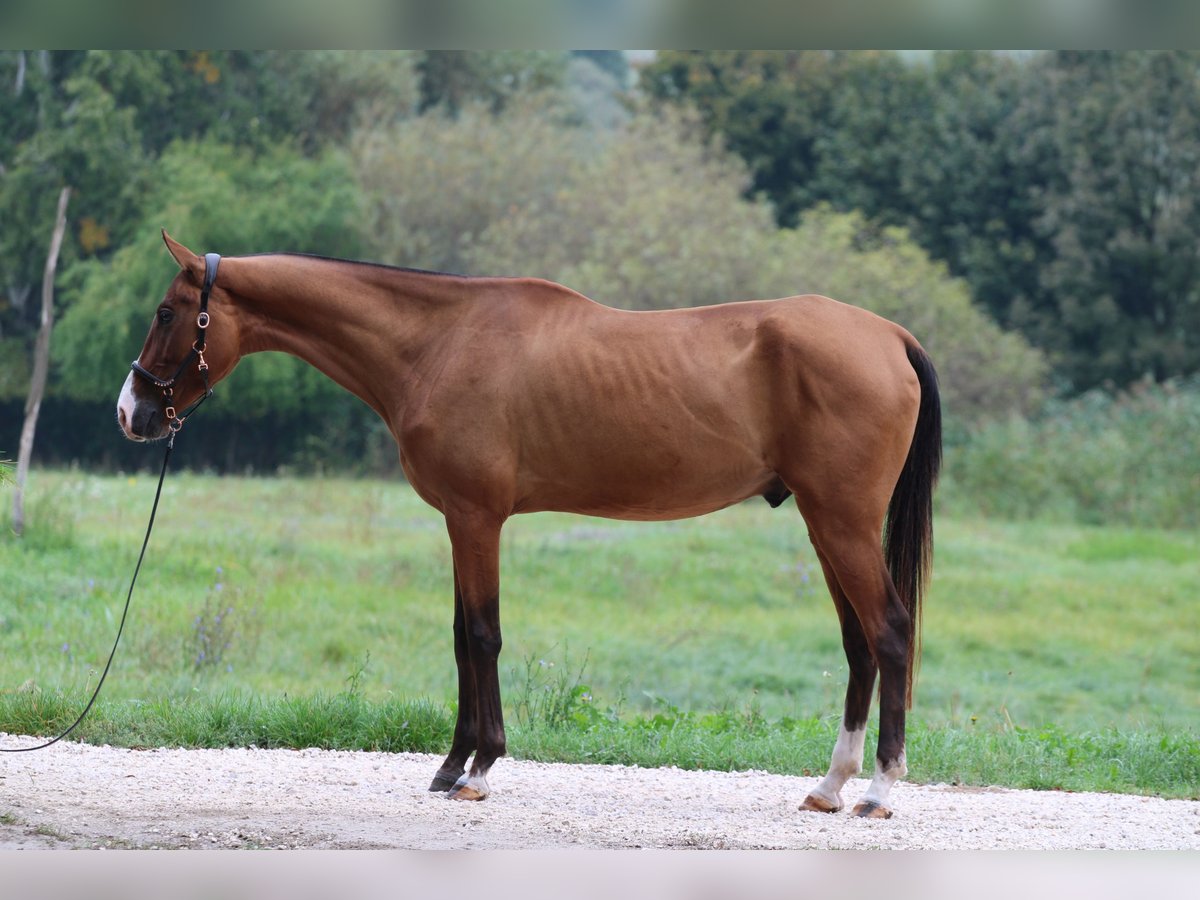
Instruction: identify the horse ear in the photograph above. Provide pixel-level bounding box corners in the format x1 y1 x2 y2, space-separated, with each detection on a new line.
162 230 204 280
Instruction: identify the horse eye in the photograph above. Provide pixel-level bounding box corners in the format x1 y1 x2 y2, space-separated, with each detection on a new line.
157 308 174 325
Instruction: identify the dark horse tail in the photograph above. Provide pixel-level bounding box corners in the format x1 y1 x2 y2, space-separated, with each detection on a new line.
884 341 942 709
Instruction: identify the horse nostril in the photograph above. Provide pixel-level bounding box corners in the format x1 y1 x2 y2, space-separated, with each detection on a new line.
130 404 159 438
118 407 128 430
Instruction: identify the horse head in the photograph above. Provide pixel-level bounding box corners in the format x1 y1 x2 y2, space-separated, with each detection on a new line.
117 232 240 441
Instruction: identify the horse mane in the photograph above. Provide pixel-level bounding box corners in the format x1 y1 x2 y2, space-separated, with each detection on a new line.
259 252 472 281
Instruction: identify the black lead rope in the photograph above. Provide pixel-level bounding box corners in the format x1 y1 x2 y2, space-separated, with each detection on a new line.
2 436 175 752
3 252 220 753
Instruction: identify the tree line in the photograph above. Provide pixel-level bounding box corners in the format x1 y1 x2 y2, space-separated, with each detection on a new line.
0 51 1192 474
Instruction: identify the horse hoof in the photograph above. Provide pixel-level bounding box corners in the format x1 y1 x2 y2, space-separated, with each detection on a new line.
800 793 843 814
851 800 893 819
429 773 459 793
448 774 489 801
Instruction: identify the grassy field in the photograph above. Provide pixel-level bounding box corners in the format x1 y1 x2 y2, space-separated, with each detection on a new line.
2 469 1197 796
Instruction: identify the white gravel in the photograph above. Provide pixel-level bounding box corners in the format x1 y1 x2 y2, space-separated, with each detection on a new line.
2 733 1197 850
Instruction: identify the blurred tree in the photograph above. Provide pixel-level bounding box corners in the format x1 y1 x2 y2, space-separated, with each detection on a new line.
564 53 631 130
572 51 630 87
898 51 1044 336
353 98 592 275
1013 51 1200 389
639 51 903 226
0 53 146 400
416 51 567 114
467 108 778 310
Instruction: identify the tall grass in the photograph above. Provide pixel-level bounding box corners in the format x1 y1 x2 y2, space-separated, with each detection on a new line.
942 378 1200 528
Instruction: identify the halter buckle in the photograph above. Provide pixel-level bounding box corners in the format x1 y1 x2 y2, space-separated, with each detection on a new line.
197 311 210 329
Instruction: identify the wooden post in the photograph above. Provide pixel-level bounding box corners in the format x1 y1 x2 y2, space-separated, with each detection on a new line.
13 186 70 536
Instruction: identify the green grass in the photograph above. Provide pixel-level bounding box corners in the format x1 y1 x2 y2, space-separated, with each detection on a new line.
2 470 1197 798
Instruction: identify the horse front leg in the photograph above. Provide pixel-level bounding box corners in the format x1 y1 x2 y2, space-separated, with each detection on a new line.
442 509 506 801
429 569 477 792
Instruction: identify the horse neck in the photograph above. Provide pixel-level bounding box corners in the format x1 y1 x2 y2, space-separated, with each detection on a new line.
223 254 468 419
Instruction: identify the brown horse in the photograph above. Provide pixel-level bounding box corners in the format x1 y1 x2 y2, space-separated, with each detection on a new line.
117 233 940 818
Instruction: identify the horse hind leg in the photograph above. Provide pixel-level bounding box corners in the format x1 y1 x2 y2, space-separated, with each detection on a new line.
800 545 877 814
802 519 912 819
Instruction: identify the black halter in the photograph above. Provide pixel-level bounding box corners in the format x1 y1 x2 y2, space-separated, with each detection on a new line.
130 252 220 436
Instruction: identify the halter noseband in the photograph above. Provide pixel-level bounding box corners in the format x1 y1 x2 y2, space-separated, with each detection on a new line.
130 252 220 435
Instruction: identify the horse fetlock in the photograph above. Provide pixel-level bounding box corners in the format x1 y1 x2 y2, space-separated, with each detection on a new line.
878 750 907 779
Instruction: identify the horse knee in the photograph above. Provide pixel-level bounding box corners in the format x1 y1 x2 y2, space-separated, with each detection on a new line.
468 622 502 661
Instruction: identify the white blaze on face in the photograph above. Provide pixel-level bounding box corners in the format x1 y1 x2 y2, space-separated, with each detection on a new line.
116 371 143 440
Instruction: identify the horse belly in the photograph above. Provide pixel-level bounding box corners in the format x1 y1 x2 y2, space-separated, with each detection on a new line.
515 415 773 520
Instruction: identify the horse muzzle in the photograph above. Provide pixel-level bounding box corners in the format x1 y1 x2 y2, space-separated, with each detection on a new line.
116 371 168 441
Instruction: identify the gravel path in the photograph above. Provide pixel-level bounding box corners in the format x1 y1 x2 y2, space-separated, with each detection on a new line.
2 733 1197 850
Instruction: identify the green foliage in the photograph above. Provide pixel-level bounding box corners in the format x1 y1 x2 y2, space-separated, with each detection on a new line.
0 56 147 366
64 51 419 157
639 51 919 228
943 378 1200 528
416 51 567 115
465 107 779 308
1012 51 1200 389
510 649 620 731
353 99 592 274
